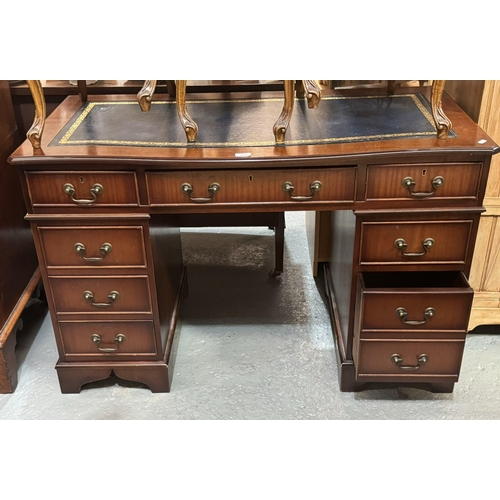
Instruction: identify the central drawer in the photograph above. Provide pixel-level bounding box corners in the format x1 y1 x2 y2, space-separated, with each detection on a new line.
146 167 357 205
48 276 153 314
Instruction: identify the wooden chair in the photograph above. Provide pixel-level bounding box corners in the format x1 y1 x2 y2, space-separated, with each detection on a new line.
137 80 323 144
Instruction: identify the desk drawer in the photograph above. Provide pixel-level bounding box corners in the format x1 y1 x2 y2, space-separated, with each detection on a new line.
356 272 473 335
359 219 473 268
37 225 147 271
26 171 139 207
365 162 483 202
59 320 158 360
48 276 153 314
146 168 356 205
354 339 465 381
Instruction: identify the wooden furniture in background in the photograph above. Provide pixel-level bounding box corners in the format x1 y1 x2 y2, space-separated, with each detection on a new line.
0 80 40 393
9 87 497 394
445 80 500 330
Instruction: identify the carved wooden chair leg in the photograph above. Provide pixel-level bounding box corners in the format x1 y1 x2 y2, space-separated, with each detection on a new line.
273 80 295 144
302 80 322 109
26 80 46 149
431 80 452 139
175 80 198 143
137 80 157 112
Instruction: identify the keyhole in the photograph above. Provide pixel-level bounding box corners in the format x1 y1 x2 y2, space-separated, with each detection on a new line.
422 169 427 176
80 176 84 183
248 175 253 182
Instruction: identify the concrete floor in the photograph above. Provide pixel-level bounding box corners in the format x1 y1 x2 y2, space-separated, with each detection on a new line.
1 211 500 419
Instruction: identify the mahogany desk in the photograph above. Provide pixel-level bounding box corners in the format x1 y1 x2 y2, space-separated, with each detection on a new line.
8 87 498 393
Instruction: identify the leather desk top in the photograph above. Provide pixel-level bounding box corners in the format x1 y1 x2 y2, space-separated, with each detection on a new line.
49 93 444 149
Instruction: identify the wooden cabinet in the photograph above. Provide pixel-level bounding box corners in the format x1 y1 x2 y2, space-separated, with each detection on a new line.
28 215 184 393
445 81 500 330
0 80 40 393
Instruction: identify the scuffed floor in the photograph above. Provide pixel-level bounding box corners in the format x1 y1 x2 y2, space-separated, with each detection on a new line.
1 211 500 419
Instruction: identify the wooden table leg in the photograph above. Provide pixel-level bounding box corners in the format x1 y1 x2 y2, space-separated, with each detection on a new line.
165 80 177 97
431 80 452 139
76 80 87 102
269 212 285 278
137 80 157 112
26 80 45 149
175 80 198 143
273 80 295 144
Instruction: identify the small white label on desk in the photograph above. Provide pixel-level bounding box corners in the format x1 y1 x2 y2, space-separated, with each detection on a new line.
478 139 487 144
235 152 252 157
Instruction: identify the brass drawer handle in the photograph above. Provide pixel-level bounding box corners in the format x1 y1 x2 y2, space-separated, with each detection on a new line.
74 242 113 262
391 353 429 371
395 306 436 325
83 290 120 307
282 180 322 201
181 182 221 203
91 333 126 352
402 175 444 198
63 183 104 205
394 237 434 257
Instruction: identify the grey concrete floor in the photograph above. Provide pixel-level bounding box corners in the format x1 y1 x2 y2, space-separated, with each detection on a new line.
1 211 500 419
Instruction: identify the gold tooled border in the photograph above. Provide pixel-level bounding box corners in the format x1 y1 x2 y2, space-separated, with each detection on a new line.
56 94 438 148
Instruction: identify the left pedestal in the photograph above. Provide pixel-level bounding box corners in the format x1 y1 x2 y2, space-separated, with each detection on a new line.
28 214 185 393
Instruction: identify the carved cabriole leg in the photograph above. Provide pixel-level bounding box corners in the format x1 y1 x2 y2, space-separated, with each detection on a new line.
431 80 452 139
302 80 322 109
137 80 157 112
273 80 295 144
26 80 46 149
175 80 198 143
